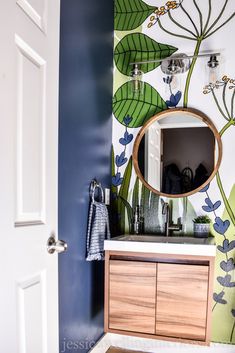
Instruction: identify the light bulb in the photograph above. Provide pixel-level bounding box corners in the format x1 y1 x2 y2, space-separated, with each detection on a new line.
208 67 219 84
207 55 219 84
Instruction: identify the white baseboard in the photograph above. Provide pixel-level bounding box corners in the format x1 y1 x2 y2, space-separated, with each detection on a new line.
90 333 235 353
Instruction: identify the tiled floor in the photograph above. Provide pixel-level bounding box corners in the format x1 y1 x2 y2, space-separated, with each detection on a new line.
90 333 235 353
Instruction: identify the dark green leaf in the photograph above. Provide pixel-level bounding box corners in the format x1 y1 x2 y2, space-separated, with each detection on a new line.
115 0 156 31
113 81 167 128
110 145 121 236
114 33 178 76
119 157 132 201
132 177 140 211
111 145 117 196
182 197 197 235
119 196 133 231
118 157 133 232
141 184 151 232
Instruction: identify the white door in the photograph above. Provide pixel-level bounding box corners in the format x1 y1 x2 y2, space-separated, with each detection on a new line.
145 121 162 190
0 1 62 352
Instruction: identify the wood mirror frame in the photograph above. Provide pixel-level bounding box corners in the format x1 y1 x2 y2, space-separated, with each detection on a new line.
133 108 223 198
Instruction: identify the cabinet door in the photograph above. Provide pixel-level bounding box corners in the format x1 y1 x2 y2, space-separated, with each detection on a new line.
109 260 157 334
156 263 209 341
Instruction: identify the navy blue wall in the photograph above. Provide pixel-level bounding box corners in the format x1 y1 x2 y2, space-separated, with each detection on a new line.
58 1 113 352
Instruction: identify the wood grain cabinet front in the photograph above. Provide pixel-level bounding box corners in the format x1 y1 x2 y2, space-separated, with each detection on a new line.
109 260 157 334
156 263 209 341
105 251 214 345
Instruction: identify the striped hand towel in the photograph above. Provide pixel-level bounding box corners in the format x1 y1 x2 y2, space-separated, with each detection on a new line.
86 200 110 261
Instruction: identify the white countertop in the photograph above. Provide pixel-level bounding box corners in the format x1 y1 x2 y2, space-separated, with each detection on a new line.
104 235 216 257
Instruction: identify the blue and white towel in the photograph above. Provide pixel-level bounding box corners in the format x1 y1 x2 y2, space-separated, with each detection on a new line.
86 199 110 261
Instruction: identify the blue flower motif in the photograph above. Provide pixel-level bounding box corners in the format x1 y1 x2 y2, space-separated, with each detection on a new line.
166 91 182 107
199 183 210 192
220 258 235 272
213 216 230 235
232 309 235 317
112 172 123 186
115 151 128 167
119 131 133 145
217 274 235 288
213 291 227 305
202 197 221 212
123 115 133 126
217 239 235 253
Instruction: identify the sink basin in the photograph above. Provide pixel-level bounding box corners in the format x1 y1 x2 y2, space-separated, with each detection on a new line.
105 234 216 256
111 234 214 245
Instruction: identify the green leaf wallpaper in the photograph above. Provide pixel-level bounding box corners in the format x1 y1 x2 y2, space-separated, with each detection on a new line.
114 33 178 75
111 0 235 344
114 0 156 30
113 81 167 127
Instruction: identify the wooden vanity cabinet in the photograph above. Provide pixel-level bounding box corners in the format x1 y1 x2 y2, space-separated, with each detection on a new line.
105 251 214 345
156 263 209 341
109 260 157 334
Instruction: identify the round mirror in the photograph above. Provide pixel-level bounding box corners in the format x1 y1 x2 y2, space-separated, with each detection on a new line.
133 108 222 198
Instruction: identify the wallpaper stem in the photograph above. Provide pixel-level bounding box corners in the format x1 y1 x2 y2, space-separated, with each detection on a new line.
220 119 234 137
211 89 229 121
215 119 235 226
216 172 235 226
183 38 202 107
222 83 231 119
231 321 235 342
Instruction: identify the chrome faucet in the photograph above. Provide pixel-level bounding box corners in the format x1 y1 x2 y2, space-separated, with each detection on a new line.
162 201 182 237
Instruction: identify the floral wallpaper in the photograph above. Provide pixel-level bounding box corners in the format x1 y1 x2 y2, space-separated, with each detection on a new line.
111 0 235 344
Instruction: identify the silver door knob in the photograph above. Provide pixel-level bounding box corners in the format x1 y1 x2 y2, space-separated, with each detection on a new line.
47 234 68 254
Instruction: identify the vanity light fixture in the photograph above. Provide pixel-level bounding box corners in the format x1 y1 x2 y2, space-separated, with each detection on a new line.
160 53 191 91
207 55 219 84
129 52 220 91
160 53 191 75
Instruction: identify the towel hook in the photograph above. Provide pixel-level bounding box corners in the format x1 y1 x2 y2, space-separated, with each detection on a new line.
90 179 104 203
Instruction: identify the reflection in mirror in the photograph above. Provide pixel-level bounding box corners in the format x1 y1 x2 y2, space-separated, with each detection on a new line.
134 109 222 198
